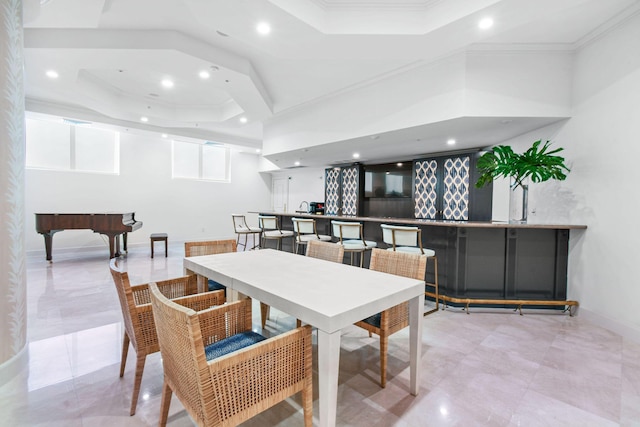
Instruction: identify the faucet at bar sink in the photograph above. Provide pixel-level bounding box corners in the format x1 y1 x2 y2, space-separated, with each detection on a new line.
297 201 309 213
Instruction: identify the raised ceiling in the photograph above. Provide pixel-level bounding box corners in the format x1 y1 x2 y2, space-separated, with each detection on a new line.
22 0 640 166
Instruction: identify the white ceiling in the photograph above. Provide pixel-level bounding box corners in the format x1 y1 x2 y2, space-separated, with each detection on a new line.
22 0 640 167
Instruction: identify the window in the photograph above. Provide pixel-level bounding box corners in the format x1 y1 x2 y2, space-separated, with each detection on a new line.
172 140 230 182
26 118 120 174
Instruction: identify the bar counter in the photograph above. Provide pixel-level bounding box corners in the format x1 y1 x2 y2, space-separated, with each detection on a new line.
257 211 587 311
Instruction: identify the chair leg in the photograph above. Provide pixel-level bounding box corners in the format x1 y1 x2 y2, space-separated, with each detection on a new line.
380 335 388 388
434 256 439 309
302 373 313 427
260 302 270 328
119 332 130 378
159 379 172 427
129 353 146 416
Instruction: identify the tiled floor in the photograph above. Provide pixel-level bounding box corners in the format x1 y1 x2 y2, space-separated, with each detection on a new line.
2 243 640 426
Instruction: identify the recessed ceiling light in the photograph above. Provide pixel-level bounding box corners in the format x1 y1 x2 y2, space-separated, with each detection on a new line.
255 148 261 153
140 116 149 122
478 17 494 30
161 133 168 138
239 116 248 124
353 153 360 159
46 70 58 79
161 79 174 88
256 22 271 35
294 161 300 166
199 70 210 79
397 163 403 167
447 138 456 145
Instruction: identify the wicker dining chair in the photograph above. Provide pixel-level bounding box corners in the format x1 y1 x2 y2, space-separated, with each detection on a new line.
306 238 345 263
354 248 426 388
109 259 225 416
184 239 237 292
292 240 346 328
148 282 313 427
259 237 345 329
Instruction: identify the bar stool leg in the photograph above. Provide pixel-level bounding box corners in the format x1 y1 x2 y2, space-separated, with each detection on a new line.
424 255 439 316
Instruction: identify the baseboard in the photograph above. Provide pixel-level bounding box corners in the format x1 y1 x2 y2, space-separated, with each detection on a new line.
579 308 640 345
0 344 28 386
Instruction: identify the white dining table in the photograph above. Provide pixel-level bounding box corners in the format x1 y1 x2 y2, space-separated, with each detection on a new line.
184 248 424 427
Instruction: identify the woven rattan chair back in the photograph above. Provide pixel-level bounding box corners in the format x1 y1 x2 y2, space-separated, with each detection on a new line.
184 239 237 257
354 248 426 388
306 239 344 263
149 283 314 426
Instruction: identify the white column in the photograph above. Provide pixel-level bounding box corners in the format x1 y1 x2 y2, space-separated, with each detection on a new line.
0 0 28 385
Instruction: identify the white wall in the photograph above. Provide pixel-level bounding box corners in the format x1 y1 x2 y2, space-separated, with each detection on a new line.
495 12 640 339
25 131 271 254
465 50 573 117
270 167 326 213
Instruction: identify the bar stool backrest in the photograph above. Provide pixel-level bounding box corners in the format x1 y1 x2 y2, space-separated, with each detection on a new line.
258 215 278 230
292 218 317 236
381 224 421 248
331 221 363 241
232 214 250 232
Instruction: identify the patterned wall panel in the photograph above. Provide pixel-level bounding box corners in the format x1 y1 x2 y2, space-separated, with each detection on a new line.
414 160 438 219
1 0 27 367
325 168 340 215
341 166 359 216
443 156 470 220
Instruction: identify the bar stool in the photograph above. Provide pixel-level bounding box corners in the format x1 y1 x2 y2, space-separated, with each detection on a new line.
381 224 439 315
291 217 331 255
231 214 262 250
150 233 168 258
331 220 376 267
258 215 295 251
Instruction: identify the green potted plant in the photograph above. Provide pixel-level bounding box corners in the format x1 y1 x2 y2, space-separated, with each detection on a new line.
475 140 570 222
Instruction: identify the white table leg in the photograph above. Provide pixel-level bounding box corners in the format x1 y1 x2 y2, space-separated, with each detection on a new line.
408 293 424 395
317 329 341 427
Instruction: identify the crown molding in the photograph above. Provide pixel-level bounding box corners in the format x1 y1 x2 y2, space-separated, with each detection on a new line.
574 1 640 49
